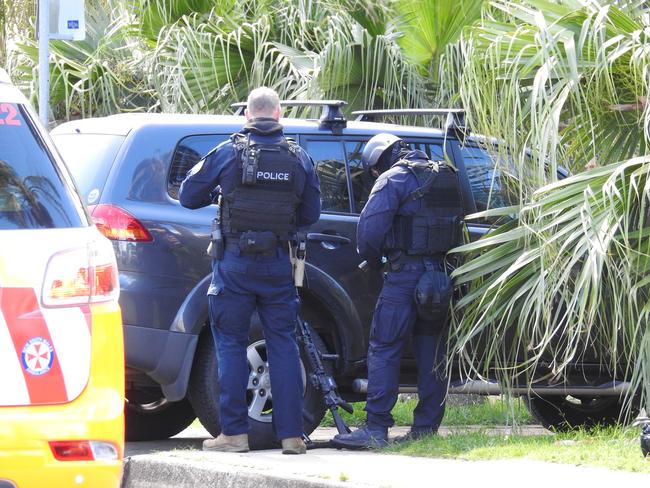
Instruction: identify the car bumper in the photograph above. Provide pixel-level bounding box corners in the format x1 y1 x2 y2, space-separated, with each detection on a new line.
0 303 124 488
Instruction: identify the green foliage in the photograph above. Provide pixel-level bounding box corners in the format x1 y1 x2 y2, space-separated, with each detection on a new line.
447 0 650 416
387 426 650 474
320 397 533 427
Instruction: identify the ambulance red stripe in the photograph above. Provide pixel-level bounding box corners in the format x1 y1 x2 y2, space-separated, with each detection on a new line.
2 287 68 404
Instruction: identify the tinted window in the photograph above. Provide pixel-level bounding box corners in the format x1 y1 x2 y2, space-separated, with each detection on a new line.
168 134 229 199
0 104 84 229
303 139 350 213
53 134 124 205
408 141 445 160
462 145 516 224
346 140 374 213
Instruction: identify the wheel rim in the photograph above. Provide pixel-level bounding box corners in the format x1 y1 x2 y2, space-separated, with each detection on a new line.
246 339 307 423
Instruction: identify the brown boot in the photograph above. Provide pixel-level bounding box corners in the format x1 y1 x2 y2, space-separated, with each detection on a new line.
281 437 306 455
202 433 249 453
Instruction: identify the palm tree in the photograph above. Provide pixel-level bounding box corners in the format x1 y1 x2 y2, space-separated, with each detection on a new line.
144 0 431 114
6 0 435 121
446 0 650 422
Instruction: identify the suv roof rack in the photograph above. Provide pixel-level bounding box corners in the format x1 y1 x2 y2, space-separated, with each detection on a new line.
352 108 466 137
231 100 348 133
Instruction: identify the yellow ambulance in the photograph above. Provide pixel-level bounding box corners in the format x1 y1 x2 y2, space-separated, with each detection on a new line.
0 70 124 487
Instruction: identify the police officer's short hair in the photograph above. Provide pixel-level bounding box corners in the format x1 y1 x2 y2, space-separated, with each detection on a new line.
247 87 280 118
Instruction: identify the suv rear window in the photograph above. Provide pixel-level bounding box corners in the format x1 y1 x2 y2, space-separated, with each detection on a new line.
53 134 124 205
0 104 84 230
169 135 229 199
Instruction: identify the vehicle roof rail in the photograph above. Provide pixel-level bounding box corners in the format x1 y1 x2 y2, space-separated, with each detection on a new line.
351 108 467 139
230 100 348 133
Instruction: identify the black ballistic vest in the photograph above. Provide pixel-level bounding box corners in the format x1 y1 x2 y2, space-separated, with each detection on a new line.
222 133 302 240
384 160 464 256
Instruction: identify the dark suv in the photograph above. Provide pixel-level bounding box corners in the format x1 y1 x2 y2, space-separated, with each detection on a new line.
50 103 631 446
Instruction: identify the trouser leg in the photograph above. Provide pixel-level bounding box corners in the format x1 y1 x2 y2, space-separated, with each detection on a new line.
412 332 448 431
256 279 303 439
209 289 255 436
365 272 419 429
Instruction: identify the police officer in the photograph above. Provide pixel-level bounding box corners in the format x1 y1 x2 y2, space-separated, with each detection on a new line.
332 133 464 449
179 87 321 454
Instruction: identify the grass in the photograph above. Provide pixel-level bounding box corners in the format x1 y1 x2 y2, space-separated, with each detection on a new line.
320 396 534 428
385 425 650 474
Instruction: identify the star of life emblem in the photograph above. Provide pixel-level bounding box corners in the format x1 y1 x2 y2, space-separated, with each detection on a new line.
21 337 55 376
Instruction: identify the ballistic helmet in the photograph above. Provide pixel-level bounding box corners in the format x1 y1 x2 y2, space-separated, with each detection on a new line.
361 133 404 170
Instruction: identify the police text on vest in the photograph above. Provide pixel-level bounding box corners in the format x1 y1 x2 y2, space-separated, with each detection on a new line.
257 171 291 181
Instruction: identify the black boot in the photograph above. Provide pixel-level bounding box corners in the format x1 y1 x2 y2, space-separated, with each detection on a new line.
331 424 388 450
393 426 438 444
641 424 650 457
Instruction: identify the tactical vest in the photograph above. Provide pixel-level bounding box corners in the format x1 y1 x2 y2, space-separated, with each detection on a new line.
383 160 464 256
222 133 302 240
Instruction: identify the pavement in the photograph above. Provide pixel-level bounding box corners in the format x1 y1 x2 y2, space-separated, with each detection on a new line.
122 424 650 488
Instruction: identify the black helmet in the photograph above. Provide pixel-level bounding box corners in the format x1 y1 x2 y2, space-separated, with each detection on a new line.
361 133 404 171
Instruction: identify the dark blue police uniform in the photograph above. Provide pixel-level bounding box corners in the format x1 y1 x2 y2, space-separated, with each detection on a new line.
356 149 448 436
179 118 321 440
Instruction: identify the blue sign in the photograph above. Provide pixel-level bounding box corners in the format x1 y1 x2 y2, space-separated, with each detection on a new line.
67 20 79 30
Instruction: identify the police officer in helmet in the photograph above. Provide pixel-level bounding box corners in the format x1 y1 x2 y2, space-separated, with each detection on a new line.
179 87 321 454
332 133 464 449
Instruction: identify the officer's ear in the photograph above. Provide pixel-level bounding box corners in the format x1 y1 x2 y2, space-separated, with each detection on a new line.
244 108 252 121
273 105 282 121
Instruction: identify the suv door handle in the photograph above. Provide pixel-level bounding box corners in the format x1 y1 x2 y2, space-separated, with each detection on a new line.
306 233 351 245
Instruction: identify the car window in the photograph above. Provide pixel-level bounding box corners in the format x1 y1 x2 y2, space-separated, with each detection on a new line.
168 134 229 199
408 141 445 161
303 139 350 213
346 140 374 213
461 144 516 224
53 133 124 205
0 104 84 230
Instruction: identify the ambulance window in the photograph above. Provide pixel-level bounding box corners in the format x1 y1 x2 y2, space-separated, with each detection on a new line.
169 134 229 199
0 103 84 230
303 139 350 213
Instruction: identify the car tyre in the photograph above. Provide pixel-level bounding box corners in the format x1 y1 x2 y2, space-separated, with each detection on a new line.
525 394 639 432
189 323 328 450
125 396 196 441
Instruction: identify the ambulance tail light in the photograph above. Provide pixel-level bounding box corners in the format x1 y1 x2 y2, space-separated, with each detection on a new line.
89 204 153 242
42 239 120 307
49 441 119 461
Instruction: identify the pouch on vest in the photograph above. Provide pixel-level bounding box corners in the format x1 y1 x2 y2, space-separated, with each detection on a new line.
414 269 453 325
239 230 277 254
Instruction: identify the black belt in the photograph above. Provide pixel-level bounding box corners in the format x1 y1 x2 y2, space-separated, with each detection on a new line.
387 253 444 272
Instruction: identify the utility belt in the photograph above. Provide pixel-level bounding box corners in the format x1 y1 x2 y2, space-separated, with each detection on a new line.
225 231 288 256
220 230 307 287
386 252 445 272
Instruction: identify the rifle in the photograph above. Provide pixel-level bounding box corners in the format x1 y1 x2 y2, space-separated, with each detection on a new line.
296 319 353 446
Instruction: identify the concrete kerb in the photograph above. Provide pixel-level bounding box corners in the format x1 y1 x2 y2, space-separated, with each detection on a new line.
121 444 650 488
121 453 350 488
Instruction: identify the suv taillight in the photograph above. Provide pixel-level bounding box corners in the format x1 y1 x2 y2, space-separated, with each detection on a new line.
42 239 120 307
89 204 153 242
